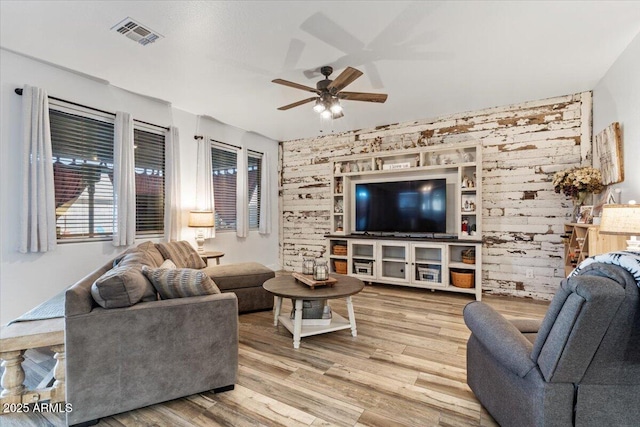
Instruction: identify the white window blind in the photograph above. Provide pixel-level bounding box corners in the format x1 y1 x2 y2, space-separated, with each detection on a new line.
50 105 166 241
50 108 115 240
134 128 165 236
248 151 262 229
211 144 238 231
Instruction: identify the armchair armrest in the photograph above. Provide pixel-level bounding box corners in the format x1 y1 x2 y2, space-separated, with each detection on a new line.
463 301 536 377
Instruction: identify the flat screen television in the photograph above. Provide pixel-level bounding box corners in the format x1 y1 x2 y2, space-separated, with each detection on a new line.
355 179 447 233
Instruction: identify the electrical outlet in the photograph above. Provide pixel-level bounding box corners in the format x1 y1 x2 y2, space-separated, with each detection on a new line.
525 268 534 279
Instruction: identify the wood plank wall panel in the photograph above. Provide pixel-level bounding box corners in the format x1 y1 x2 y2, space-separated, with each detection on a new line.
280 92 592 300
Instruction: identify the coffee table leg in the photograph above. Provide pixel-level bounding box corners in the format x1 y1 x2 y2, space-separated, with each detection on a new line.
293 299 303 349
346 296 357 337
273 296 282 326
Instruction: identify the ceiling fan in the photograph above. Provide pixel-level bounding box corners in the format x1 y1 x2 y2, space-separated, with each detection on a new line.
272 66 388 119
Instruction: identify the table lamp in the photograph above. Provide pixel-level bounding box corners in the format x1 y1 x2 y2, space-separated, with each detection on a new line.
188 211 215 253
598 202 640 252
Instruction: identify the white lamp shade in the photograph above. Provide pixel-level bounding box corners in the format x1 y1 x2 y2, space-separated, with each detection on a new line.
599 204 640 235
188 211 215 228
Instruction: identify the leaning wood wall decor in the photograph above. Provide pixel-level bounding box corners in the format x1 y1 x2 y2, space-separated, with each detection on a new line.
593 122 623 185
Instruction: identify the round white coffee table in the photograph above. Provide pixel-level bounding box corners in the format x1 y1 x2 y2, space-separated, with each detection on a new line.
263 274 364 349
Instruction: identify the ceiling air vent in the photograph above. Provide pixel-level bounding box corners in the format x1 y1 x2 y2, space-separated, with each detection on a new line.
111 17 163 46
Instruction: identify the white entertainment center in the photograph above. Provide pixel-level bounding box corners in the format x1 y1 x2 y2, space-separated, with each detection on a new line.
326 141 483 300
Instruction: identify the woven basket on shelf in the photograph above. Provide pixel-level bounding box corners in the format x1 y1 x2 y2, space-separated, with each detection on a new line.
333 245 348 256
461 249 476 264
450 269 474 288
334 260 347 274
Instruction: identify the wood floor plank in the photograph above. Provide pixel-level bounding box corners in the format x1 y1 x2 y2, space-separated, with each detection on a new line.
238 364 362 427
7 285 549 427
370 349 467 383
212 384 318 426
403 345 468 369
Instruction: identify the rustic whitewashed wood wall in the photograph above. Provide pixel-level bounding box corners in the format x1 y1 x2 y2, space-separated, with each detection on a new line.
279 92 592 300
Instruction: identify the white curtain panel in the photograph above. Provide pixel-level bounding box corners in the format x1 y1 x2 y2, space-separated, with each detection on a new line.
19 85 57 253
236 148 248 238
195 137 214 238
112 111 136 246
164 126 182 242
259 152 271 235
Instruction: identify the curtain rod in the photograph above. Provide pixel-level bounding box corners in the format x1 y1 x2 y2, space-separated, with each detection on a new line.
194 135 241 150
14 88 170 131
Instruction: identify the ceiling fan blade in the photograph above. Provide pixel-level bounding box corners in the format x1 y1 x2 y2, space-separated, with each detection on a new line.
282 39 305 70
368 2 439 50
327 67 363 92
364 63 384 89
272 79 318 93
300 12 365 54
277 97 317 111
338 92 388 103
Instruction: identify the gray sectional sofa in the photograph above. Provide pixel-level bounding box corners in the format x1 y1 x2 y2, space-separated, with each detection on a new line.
64 240 274 426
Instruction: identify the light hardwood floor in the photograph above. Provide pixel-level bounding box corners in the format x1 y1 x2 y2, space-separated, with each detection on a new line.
3 284 549 426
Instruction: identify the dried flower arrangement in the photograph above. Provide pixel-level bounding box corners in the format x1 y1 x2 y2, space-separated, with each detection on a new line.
552 167 605 203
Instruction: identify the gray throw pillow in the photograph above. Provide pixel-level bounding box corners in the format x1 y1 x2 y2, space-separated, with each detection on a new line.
142 266 221 299
117 251 158 302
91 265 149 308
155 240 206 269
142 266 220 299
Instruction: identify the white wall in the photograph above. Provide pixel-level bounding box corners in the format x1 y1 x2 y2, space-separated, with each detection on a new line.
593 32 640 203
0 49 280 325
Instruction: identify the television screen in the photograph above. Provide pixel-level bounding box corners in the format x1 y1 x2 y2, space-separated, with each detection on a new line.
355 179 447 233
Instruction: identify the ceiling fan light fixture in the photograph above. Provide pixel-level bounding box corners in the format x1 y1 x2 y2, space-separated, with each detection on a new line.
329 99 343 114
273 66 387 120
313 98 326 113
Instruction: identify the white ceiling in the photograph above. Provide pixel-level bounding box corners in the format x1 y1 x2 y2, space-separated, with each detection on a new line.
1 1 639 142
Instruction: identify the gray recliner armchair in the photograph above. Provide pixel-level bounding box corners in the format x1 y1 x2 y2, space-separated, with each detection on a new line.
464 262 640 427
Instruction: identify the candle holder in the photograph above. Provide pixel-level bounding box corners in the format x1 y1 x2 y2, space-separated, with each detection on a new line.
302 258 315 275
313 259 329 281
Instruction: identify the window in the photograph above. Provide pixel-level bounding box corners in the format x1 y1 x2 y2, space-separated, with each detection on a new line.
50 105 165 241
210 144 264 232
134 128 165 236
211 144 238 231
50 108 115 239
248 151 262 229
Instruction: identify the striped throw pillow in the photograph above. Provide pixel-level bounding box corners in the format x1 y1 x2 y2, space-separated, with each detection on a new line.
155 241 206 269
142 266 220 299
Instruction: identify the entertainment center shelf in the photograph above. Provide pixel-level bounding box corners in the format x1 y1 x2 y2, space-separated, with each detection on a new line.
327 142 483 300
327 235 482 300
330 141 482 240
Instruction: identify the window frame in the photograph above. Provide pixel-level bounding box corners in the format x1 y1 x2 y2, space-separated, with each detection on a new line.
49 100 166 243
133 124 166 239
210 142 239 233
247 150 263 230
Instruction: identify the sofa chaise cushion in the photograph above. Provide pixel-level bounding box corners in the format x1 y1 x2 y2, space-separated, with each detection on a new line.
203 262 274 291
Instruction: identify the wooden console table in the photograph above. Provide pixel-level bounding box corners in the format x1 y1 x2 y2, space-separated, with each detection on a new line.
0 318 65 409
563 223 628 276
